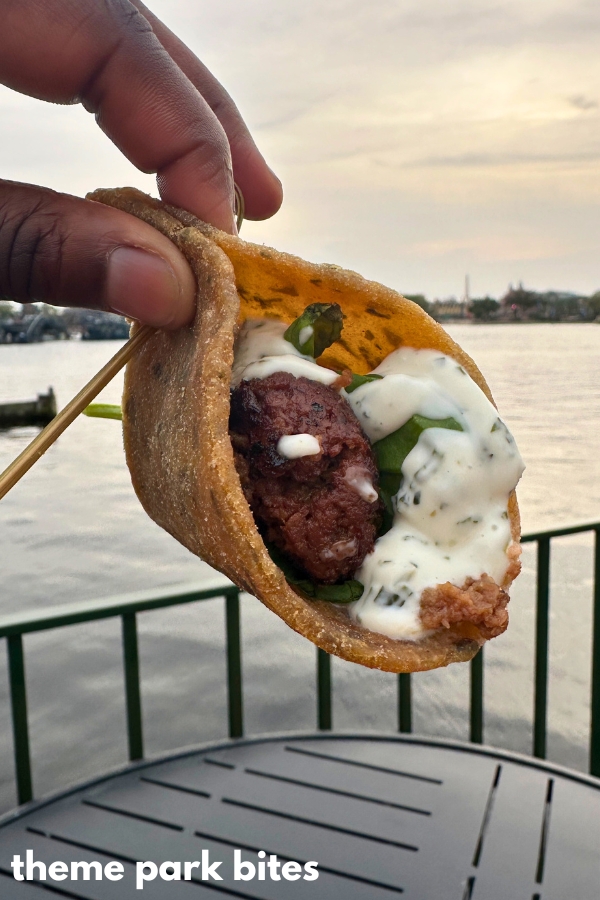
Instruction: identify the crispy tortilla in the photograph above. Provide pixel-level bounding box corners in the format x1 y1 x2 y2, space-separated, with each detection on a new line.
88 187 521 673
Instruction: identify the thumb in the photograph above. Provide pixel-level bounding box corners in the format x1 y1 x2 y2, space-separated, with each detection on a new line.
0 182 196 329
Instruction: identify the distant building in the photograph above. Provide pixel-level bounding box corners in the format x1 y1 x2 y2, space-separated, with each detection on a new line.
500 284 590 321
0 304 129 342
430 298 469 321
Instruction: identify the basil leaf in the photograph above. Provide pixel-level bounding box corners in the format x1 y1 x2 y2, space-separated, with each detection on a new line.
266 542 363 603
344 373 384 394
373 415 463 535
306 580 365 603
83 403 123 421
284 303 344 358
377 472 402 536
373 415 463 474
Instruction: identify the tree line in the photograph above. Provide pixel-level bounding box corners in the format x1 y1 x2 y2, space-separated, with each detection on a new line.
405 285 600 323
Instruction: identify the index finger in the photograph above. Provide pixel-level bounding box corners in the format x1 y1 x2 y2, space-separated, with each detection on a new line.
0 0 236 232
131 0 283 221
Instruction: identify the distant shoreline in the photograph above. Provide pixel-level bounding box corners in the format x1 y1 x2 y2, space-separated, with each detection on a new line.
437 317 599 325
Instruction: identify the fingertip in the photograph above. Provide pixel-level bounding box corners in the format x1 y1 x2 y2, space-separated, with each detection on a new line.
236 161 284 222
250 168 284 221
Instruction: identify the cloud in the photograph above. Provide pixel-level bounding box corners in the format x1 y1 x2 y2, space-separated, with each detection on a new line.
395 151 600 168
568 94 598 110
402 233 576 263
2 0 600 297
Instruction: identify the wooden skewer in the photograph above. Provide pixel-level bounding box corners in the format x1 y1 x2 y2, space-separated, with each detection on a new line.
0 324 154 502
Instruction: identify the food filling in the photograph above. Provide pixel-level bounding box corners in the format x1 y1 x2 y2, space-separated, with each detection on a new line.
229 305 524 640
229 371 381 586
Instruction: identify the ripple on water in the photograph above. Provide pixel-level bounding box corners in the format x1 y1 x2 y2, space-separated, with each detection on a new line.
0 326 599 812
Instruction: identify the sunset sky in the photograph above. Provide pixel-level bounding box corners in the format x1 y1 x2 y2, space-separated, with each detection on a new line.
1 0 599 300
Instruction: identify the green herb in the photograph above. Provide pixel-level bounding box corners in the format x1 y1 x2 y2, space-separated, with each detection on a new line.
284 303 344 358
374 415 463 535
83 403 123 420
266 543 363 603
303 580 365 602
377 472 402 535
374 415 463 473
344 373 384 393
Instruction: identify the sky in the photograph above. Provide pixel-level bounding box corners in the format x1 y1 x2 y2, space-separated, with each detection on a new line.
1 0 599 300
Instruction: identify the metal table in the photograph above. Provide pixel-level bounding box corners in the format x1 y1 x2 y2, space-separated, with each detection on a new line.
0 734 598 898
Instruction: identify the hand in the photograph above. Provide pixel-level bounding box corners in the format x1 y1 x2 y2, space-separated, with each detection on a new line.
0 0 283 328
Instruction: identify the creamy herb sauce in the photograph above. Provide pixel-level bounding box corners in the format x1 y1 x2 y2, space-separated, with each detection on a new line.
298 325 314 346
343 466 379 503
277 434 321 459
345 348 524 639
232 321 524 642
231 319 338 387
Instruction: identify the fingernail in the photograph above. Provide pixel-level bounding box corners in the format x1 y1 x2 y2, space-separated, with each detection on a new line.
106 247 182 327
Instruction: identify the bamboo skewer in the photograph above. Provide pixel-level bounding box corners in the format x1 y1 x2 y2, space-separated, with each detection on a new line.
0 324 154 501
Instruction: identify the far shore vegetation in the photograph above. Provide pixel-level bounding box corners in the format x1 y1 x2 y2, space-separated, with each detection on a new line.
405 283 600 323
1 283 600 343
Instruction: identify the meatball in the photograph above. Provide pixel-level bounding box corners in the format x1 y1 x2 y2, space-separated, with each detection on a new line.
229 372 381 583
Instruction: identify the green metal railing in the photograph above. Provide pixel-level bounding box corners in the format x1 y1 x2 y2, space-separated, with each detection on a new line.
2 523 600 807
1 577 243 807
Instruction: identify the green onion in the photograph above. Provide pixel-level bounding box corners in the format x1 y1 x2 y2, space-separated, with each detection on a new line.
83 403 123 421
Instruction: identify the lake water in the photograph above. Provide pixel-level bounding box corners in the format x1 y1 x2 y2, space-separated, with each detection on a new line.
0 323 599 813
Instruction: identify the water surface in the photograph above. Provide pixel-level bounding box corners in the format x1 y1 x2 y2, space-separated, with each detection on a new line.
0 324 598 812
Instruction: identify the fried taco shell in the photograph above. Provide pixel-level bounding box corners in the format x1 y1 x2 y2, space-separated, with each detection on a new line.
88 187 521 673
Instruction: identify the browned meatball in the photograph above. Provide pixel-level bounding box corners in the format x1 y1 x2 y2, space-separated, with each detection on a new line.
229 372 381 583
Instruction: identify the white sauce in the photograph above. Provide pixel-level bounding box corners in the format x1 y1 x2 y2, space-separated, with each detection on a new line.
277 434 321 459
231 319 338 387
344 466 379 503
347 348 524 640
298 325 314 347
342 374 459 442
232 319 524 643
320 539 358 561
241 355 340 386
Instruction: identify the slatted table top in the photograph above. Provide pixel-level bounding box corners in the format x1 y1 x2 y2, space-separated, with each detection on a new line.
0 734 598 899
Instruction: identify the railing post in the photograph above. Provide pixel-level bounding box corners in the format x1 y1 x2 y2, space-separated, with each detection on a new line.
397 673 412 733
534 537 551 759
470 647 484 743
225 589 243 738
121 613 144 761
590 528 600 777
7 634 33 804
317 649 332 730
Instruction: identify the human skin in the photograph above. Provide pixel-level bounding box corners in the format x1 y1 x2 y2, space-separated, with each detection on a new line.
0 0 283 328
